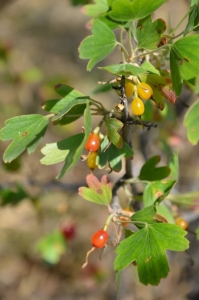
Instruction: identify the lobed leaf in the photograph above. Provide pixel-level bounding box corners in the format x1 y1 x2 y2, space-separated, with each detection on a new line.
79 19 117 71
136 16 166 50
0 114 49 163
139 156 170 181
78 174 112 205
108 0 166 22
170 35 199 95
114 222 189 285
183 99 199 145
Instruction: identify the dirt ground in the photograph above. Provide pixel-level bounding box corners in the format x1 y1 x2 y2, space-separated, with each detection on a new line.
0 0 199 299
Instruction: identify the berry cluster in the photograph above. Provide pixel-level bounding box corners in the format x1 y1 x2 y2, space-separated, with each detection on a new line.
125 81 153 117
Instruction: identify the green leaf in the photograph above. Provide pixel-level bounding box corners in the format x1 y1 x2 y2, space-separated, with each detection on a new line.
139 156 170 181
184 99 199 145
79 19 117 71
0 114 49 163
0 185 28 206
156 204 175 224
41 102 92 178
99 64 146 76
141 61 160 75
143 180 176 207
43 85 84 113
168 151 179 180
78 174 112 205
191 0 199 6
184 3 199 36
114 222 189 285
52 97 89 121
105 118 123 148
170 35 199 95
97 135 133 172
170 50 183 96
35 231 67 264
136 16 166 50
131 205 157 229
108 0 166 22
83 0 108 16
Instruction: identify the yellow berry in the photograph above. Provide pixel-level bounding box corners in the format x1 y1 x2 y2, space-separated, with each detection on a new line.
87 151 98 170
137 82 153 100
131 97 145 116
125 82 135 98
175 217 188 230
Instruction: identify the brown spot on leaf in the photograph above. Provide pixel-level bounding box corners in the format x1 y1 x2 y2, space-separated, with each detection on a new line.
145 256 152 263
155 190 164 198
97 189 102 194
179 59 183 66
184 57 189 62
22 131 28 136
191 128 195 133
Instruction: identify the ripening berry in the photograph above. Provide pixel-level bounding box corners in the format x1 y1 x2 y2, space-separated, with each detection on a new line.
125 82 135 98
137 82 153 100
85 133 101 152
61 224 76 240
87 151 98 170
91 230 108 248
175 217 188 230
131 97 145 116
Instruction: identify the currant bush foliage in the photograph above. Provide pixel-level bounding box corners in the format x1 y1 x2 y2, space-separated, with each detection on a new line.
1 0 199 288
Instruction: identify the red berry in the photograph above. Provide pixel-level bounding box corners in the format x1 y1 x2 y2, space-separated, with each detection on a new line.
61 224 76 240
85 133 101 152
91 230 108 248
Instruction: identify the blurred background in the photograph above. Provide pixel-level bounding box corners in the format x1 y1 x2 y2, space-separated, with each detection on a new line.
0 0 199 299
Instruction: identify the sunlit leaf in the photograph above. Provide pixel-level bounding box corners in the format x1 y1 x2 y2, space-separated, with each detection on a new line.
40 102 92 178
78 174 112 205
114 206 189 285
99 64 146 76
0 115 49 163
184 99 199 145
143 180 176 207
82 0 108 16
79 19 117 71
108 0 166 22
136 16 166 50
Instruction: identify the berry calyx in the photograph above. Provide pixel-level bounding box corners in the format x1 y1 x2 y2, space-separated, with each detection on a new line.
125 81 135 98
175 217 188 230
87 151 98 170
61 224 76 240
137 82 153 100
131 97 145 116
91 230 108 248
85 133 101 152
